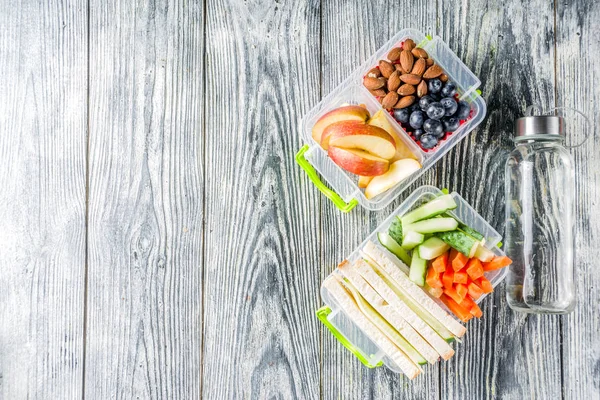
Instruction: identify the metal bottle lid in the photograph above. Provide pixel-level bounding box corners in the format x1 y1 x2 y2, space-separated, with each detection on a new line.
515 115 565 137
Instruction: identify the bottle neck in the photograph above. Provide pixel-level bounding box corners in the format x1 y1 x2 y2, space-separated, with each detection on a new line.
514 134 565 145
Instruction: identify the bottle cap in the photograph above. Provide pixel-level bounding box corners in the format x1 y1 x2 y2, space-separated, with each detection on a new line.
515 115 565 137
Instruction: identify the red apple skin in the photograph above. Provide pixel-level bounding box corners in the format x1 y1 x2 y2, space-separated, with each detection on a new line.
325 121 396 159
328 146 390 176
321 120 366 150
311 106 370 144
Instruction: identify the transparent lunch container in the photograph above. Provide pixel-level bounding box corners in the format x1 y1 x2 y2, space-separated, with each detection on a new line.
296 29 487 212
317 186 508 373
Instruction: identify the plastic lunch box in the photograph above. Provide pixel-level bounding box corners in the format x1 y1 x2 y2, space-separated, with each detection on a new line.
296 29 487 212
317 186 508 373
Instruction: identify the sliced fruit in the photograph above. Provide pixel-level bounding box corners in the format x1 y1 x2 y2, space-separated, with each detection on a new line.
431 252 448 273
312 105 370 144
328 146 389 176
467 281 484 300
409 251 427 286
365 158 421 200
442 269 454 290
426 267 444 288
402 230 425 250
401 194 457 226
440 294 473 323
377 232 412 267
453 271 468 284
403 218 458 234
418 237 450 260
475 276 493 294
368 109 417 161
327 122 396 158
450 248 469 271
483 255 513 271
465 258 484 280
358 175 373 188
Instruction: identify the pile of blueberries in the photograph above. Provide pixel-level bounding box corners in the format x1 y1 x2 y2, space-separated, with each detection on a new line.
392 79 471 150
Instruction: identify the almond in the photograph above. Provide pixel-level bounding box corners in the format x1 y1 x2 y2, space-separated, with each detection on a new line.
417 80 428 97
369 88 387 97
440 73 449 83
403 39 416 51
387 47 402 61
381 91 399 109
366 67 381 78
400 50 414 74
411 58 426 77
394 95 416 109
399 74 421 85
423 64 443 79
364 76 386 90
394 63 403 71
426 58 434 66
387 71 401 92
379 60 395 78
397 83 415 96
412 48 429 59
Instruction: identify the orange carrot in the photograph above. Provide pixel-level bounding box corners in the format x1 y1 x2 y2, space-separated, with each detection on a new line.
469 302 483 318
444 286 463 304
483 255 513 271
454 271 468 284
442 269 454 290
432 252 448 273
475 276 493 293
428 286 443 298
467 282 484 300
426 267 444 288
466 258 484 280
451 249 469 271
455 283 468 300
440 294 473 322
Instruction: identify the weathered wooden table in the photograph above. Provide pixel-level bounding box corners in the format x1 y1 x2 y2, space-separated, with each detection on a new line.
1 0 598 398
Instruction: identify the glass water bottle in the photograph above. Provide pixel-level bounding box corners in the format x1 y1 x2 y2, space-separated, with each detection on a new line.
505 115 576 314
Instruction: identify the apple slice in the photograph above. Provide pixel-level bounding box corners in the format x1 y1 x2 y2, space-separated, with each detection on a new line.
327 122 396 159
328 146 390 176
312 105 370 144
368 110 417 161
358 176 374 188
365 159 421 199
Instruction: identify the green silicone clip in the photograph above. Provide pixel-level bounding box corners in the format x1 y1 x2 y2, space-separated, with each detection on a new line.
316 306 383 368
295 145 358 213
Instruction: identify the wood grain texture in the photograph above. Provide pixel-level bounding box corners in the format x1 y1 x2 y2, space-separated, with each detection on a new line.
86 1 204 398
556 1 600 397
437 1 563 398
0 1 87 399
319 2 438 399
202 0 322 398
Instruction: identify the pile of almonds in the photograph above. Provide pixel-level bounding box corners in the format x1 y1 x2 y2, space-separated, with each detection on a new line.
363 39 449 110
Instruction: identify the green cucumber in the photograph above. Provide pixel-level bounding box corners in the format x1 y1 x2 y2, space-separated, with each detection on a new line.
436 229 480 257
409 251 427 286
441 212 485 241
388 217 403 245
402 231 424 250
418 237 450 260
401 195 457 226
377 232 412 266
342 279 427 366
403 218 458 234
474 244 495 262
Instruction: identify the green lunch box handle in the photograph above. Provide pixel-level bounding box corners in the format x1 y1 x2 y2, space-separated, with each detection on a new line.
316 306 383 369
295 145 358 213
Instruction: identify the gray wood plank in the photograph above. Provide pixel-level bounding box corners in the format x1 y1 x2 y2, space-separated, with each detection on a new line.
437 1 563 398
85 1 204 398
320 2 438 399
556 2 600 398
201 0 322 398
0 1 87 399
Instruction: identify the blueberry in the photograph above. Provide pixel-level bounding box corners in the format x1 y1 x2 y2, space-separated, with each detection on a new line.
441 82 457 97
420 134 438 149
409 110 425 129
419 95 434 111
440 97 458 116
428 78 442 94
409 103 421 113
413 128 424 141
430 92 442 102
443 117 460 132
423 119 443 137
455 100 471 119
426 102 445 120
393 108 410 124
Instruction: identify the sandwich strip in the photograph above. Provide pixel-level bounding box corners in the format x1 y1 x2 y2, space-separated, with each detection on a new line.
337 261 439 364
352 259 455 360
322 276 421 379
362 241 467 338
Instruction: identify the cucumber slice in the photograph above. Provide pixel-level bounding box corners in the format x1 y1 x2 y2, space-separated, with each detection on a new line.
342 279 428 366
401 195 457 226
388 217 403 245
474 244 495 262
378 232 412 266
418 237 450 260
402 231 425 250
441 212 485 241
374 266 455 342
409 251 427 286
436 229 480 257
404 218 458 234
